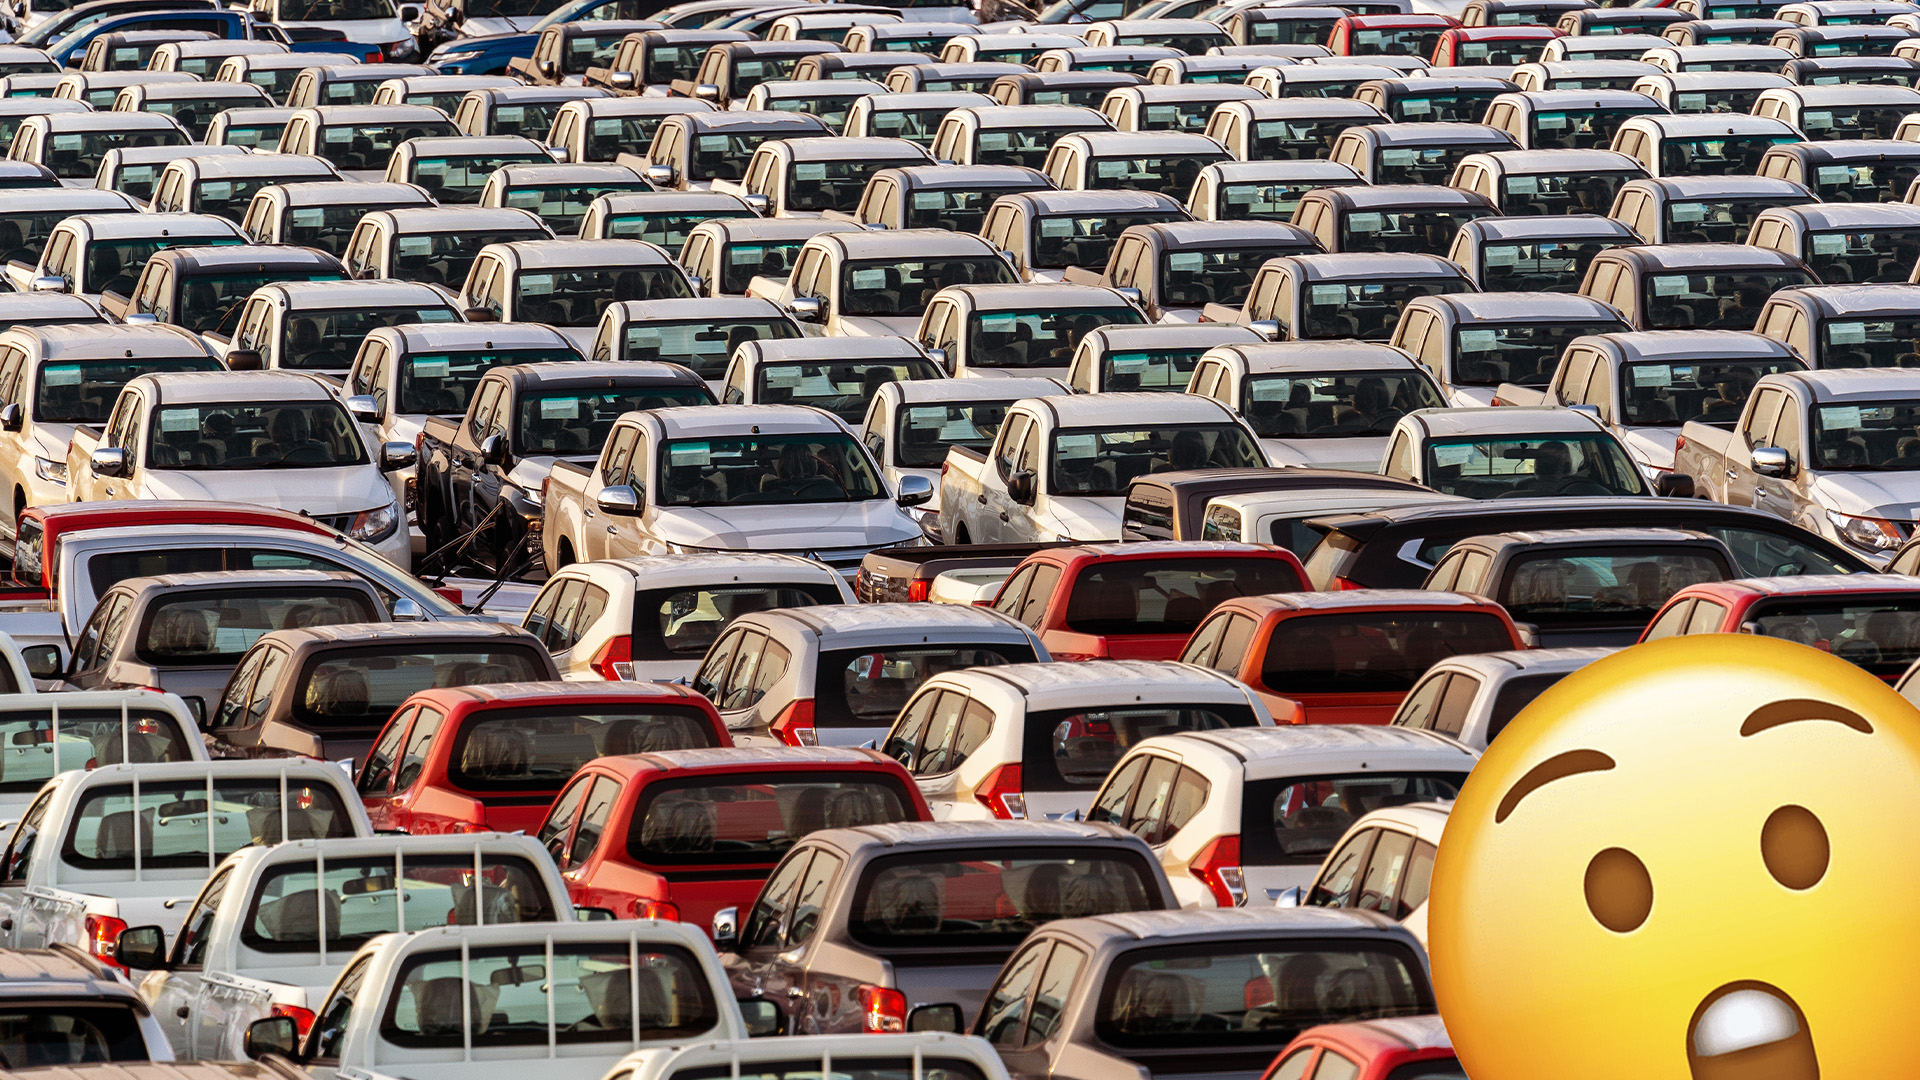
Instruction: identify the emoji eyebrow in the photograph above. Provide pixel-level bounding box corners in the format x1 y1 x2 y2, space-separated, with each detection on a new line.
1741 699 1873 737
1495 750 1616 824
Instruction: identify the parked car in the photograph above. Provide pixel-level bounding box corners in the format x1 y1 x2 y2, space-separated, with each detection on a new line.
1200 253 1477 344
24 212 245 305
1065 325 1262 396
238 180 436 256
1609 175 1816 245
1290 803 1451 946
1389 292 1631 408
719 334 941 421
1380 406 1653 498
1388 645 1612 749
0 946 174 1062
1177 484 1459 556
1646 573 1920 683
1442 214 1640 295
860 377 1067 537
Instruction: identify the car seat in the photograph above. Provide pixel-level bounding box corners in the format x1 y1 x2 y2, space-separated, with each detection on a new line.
410 977 499 1038
873 872 942 935
256 887 344 941
93 810 152 860
640 798 715 853
1114 970 1199 1034
306 667 371 718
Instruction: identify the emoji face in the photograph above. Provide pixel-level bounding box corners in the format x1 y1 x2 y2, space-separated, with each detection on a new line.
1430 634 1920 1080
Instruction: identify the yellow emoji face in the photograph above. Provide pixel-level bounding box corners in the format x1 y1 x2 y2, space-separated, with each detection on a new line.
1430 634 1920 1080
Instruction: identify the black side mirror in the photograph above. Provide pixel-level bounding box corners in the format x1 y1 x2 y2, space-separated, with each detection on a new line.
226 349 263 371
18 644 58 680
907 1003 963 1033
244 1016 301 1061
114 925 168 970
739 997 785 1038
0 403 20 432
1653 472 1695 498
1007 470 1036 505
480 433 511 468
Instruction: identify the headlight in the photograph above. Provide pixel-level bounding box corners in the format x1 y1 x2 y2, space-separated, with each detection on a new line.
1827 510 1908 552
433 48 481 62
347 503 400 544
32 456 65 484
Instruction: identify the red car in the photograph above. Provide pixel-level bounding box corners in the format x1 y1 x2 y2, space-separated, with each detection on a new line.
1265 1016 1463 1080
991 541 1308 662
356 681 732 835
7 500 333 598
1327 13 1460 57
1430 24 1562 64
535 746 931 931
1641 574 1920 682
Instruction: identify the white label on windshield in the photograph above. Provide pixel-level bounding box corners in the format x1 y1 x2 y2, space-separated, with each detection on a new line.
1825 404 1862 427
326 128 351 143
416 160 446 176
52 135 80 151
700 135 729 151
1055 432 1095 459
670 441 711 465
982 313 1017 330
1097 160 1130 177
1112 357 1147 373
1169 252 1203 272
1310 284 1346 304
729 247 762 264
202 182 232 201
42 366 81 387
1459 329 1497 351
1433 443 1477 466
1147 106 1176 124
1535 112 1567 130
291 208 324 227
1040 218 1073 236
912 191 944 209
1802 110 1832 130
1357 30 1382 43
1461 41 1489 57
1507 175 1539 193
496 106 525 122
764 366 799 387
1653 276 1688 296
1224 188 1255 203
1812 233 1847 255
910 411 945 428
415 359 451 377
1669 203 1705 222
1484 246 1519 266
540 397 578 419
1402 98 1432 115
978 132 1010 150
1346 211 1384 232
851 268 886 290
1633 363 1671 386
159 408 198 432
1828 321 1867 344
793 162 826 180
1380 149 1415 165
1678 93 1706 110
398 236 433 256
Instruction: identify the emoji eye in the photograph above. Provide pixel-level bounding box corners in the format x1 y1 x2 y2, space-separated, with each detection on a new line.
1585 848 1653 933
1762 805 1829 890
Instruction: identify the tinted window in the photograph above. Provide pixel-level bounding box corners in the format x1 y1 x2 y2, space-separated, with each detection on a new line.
1065 558 1303 636
289 646 548 729
627 772 915 865
1422 435 1645 498
626 319 800 378
242 854 556 952
819 644 1035 727
1244 773 1467 865
395 349 581 416
1498 547 1728 624
34 358 223 424
673 1061 990 1080
1055 707 1255 790
1259 611 1515 693
1051 425 1266 496
0 708 194 792
848 850 1159 949
1749 596 1920 676
638 585 839 660
448 705 721 791
1486 671 1568 742
137 588 379 664
0 1006 148 1064
657 433 884 506
754 359 944 421
896 402 1012 466
1240 371 1444 438
1619 358 1800 426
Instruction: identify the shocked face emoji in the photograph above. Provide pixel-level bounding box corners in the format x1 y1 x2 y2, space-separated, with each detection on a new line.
1429 634 1920 1080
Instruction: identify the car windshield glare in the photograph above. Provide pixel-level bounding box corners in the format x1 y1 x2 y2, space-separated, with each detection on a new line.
35 358 222 424
148 401 369 470
1643 269 1816 330
243 853 556 954
1452 321 1629 388
1814 400 1920 469
516 267 692 326
284 647 548 729
1500 547 1728 621
1253 773 1466 864
0 708 194 791
970 306 1147 369
626 319 799 376
1260 610 1517 693
1242 371 1442 438
444 706 721 790
1424 434 1646 497
1051 424 1266 496
896 402 1010 465
1620 358 1798 425
1752 597 1920 674
138 589 381 664
849 850 1159 948
66 777 356 869
753 359 943 421
1031 212 1185 269
396 349 580 415
657 432 884 506
838 256 1018 316
1302 278 1473 339
627 774 914 864
519 387 708 455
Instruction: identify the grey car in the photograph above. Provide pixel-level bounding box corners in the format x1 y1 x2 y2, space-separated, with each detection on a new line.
718 820 1177 1035
61 570 389 723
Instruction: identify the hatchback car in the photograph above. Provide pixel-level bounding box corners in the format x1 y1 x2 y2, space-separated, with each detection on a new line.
1388 645 1612 750
1642 574 1920 682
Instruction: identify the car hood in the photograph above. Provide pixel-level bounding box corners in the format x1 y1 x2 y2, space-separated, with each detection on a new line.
650 499 920 550
29 423 75 460
834 315 923 338
1621 425 1680 472
280 16 406 40
458 14 544 34
1045 496 1124 542
1261 435 1386 472
1449 386 1497 408
1810 471 1920 520
140 464 393 514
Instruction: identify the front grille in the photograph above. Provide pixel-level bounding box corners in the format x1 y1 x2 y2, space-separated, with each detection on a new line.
308 512 353 532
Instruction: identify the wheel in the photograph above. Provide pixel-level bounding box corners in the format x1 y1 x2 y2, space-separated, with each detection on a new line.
554 540 575 570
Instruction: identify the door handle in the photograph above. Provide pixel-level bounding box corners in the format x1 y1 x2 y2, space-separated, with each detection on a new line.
584 506 595 518
976 493 987 504
1726 468 1739 480
606 525 617 535
1754 489 1768 499
999 512 1010 523
1 918 12 931
176 1006 190 1019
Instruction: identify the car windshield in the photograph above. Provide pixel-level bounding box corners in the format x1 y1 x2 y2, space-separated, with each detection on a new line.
515 266 691 326
1455 37 1549 63
1423 434 1648 497
1099 347 1207 393
444 705 721 791
712 239 809 293
41 127 190 179
901 186 1035 232
1031 211 1187 269
868 106 955 145
405 90 476 113
1479 238 1628 292
239 67 306 102
190 175 290 223
1085 153 1225 199
1261 610 1517 692
786 157 922 212
1251 117 1362 160
85 236 241 297
1813 400 1920 469
839 256 1018 316
1664 197 1807 243
1342 206 1493 255
176 270 347 334
1807 161 1919 202
766 95 864 133
627 774 914 864
894 402 1012 465
1251 17 1340 46
1216 180 1352 222
562 31 635 73
1751 596 1920 674
976 124 1103 168
1064 557 1304 636
645 44 710 85
282 0 394 17
847 850 1159 949
1092 941 1432 1051
139 588 381 664
822 644 1034 724
752 359 943 421
1302 278 1474 339
658 431 884 505
688 131 784 181
1620 358 1801 425
1136 99 1228 134
1392 90 1505 121
1501 546 1728 622
502 182 653 229
1530 106 1661 150
486 102 566 138
317 78 400 107
583 115 674 161
519 387 709 455
623 317 798 376
0 707 194 792
413 153 550 203
1247 773 1466 865
725 56 811 97
638 583 843 660
1051 424 1266 496
1804 230 1920 285
605 209 756 249
35 358 222 424
1658 133 1799 174
67 777 355 869
1643 269 1817 330
1160 247 1304 309
1502 171 1631 215
242 853 554 956
148 401 371 470
969 306 1148 370
394 229 549 287
1349 25 1450 54
1799 104 1909 139
284 646 548 729
313 121 461 169
284 305 460 370
1022 86 1115 107
1669 86 1771 113
0 1005 149 1064
1242 371 1444 437
1451 320 1630 387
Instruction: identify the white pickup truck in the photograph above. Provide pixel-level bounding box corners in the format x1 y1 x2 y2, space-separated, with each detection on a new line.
750 229 1022 339
0 759 372 973
1674 368 1920 565
0 691 206 823
127 832 573 1061
540 404 929 576
938 392 1269 545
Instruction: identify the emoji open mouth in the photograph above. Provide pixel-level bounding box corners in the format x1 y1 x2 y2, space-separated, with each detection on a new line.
1687 981 1819 1080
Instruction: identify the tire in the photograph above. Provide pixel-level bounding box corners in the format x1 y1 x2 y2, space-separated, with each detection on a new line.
554 540 575 570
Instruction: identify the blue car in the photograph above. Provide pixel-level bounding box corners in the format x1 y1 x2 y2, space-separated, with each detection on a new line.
425 0 634 72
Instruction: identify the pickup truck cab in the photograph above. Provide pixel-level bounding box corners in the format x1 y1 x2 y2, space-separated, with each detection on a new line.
1443 214 1640 293
1039 130 1232 199
1192 481 1460 556
1752 81 1920 137
212 52 361 107
92 146 240 208
841 91 997 148
1203 252 1477 344
371 73 517 113
475 163 654 236
110 81 274 141
1184 160 1365 225
1064 221 1320 325
1576 242 1819 331
1754 283 1920 367
0 189 130 288
633 110 829 193
577 191 754 248
1748 205 1920 289
69 371 416 565
1607 112 1802 177
26 212 242 305
274 104 460 183
1388 291 1630 407
720 335 939 421
147 155 345 225
1383 405 1653 497
916 283 1147 382
714 135 932 219
940 392 1266 545
237 181 435 257
581 30 747 95
455 238 693 351
739 79 888 135
0 295 109 335
449 85 607 138
219 280 461 378
1200 99 1384 165
762 229 1020 339
886 61 1032 94
7 111 188 187
106 246 348 350
541 403 925 572
1772 23 1910 55
381 134 552 205
52 72 199 111
1675 368 1920 561
861 377 1065 536
0 758 371 970
1479 88 1668 152
1644 574 1920 679
147 39 283 77
133 832 571 1060
1608 175 1815 246
1389 645 1608 749
989 71 1145 110
511 19 661 86
1066 324 1260 395
1632 70 1793 113
1099 84 1264 135
588 296 799 384
1288 184 1497 257
342 206 551 286
284 64 435 110
679 219 855 302
545 97 714 165
832 163 1051 234
1031 46 1184 76
1755 139 1920 202
1662 18 1794 46
927 104 1114 170
674 40 839 107
1448 147 1647 215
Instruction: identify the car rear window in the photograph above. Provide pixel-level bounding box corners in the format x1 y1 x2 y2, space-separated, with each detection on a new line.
0 1006 148 1064
1258 611 1515 693
847 848 1160 950
634 584 843 660
1486 672 1565 742
627 772 915 866
816 644 1037 728
1748 596 1920 677
1240 773 1468 865
136 587 380 665
242 852 558 953
1495 546 1728 625
291 646 549 729
1063 557 1304 637
447 704 722 791
1028 704 1262 791
64 777 355 870
0 708 193 792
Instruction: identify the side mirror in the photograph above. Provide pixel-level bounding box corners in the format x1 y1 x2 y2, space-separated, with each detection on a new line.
122 312 158 325
244 1016 301 1061
1114 286 1143 305
575 906 617 921
464 307 497 322
897 474 933 508
787 296 824 322
739 997 784 1038
1249 319 1281 341
19 644 60 680
479 433 511 468
596 484 644 516
611 71 636 91
694 82 720 100
390 597 425 621
114 925 167 970
399 2 420 17
547 145 570 163
29 275 65 293
0 403 20 432
1653 472 1695 498
925 346 949 371
226 349 263 371
1567 403 1601 420
89 447 127 479
711 905 739 950
1274 886 1304 908
345 394 379 423
686 274 705 295
743 192 771 214
1751 445 1792 478
644 164 674 186
907 1003 963 1033
1007 469 1036 506
538 57 556 78
380 441 418 472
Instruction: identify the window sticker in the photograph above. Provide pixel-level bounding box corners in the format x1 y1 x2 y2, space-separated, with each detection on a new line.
912 191 945 209
159 408 198 433
1484 246 1519 266
1535 112 1568 130
1402 98 1431 115
1346 211 1384 231
1678 93 1706 110
1224 187 1255 203
540 397 578 419
1459 329 1497 352
1040 218 1073 236
42 366 81 387
1828 322 1866 344
1168 252 1204 272
1652 276 1688 296
1825 404 1862 427
1632 364 1671 386
1811 234 1847 255
201 182 232 201
1433 443 1477 467
763 366 800 387
851 268 886 290
699 135 729 151
414 359 451 377
978 132 1010 150
397 236 433 256
669 441 711 465
325 128 351 143
496 106 525 122
1506 175 1538 194
1669 203 1706 222
291 208 325 227
793 162 826 180
1817 165 1853 184
1310 284 1346 304
1381 149 1415 165
1097 160 1130 177
1056 433 1095 458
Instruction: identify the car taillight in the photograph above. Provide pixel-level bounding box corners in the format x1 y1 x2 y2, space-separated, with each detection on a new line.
85 914 128 971
1050 651 1100 662
907 579 931 602
859 985 907 1034
272 1004 317 1039
451 821 490 834
976 763 1026 820
1674 433 1687 453
633 899 681 921
434 586 464 605
590 635 634 680
1329 577 1365 591
770 700 817 747
1191 835 1246 907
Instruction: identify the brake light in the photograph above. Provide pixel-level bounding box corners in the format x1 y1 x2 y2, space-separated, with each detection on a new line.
939 461 949 477
633 899 681 921
434 586 464 604
1050 651 1100 662
590 635 634 680
415 432 427 461
770 699 817 747
85 914 128 972
907 579 931 602
1329 577 1366 591
859 986 907 1034
451 821 490 834
272 1004 317 1039
1674 433 1687 453
1191 835 1246 907
976 763 1026 820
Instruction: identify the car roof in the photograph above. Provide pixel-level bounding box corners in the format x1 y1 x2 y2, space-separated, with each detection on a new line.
890 377 1064 403
1082 324 1263 350
1283 252 1470 279
1602 242 1806 269
590 551 841 578
1583 328 1797 361
1014 190 1183 214
0 948 128 997
410 680 709 707
1782 366 1920 398
1045 906 1409 948
261 621 538 647
1411 405 1606 435
1771 284 1920 318
611 297 785 322
1768 138 1920 162
948 283 1130 311
747 335 924 362
1468 148 1643 172
300 104 450 124
268 181 434 207
61 212 239 241
1423 291 1623 321
1430 644 1616 680
256 280 449 307
814 228 998 259
166 154 337 180
374 206 547 232
1466 526 1720 548
1760 203 1920 230
6 322 209 360
1205 160 1365 183
488 238 675 268
139 370 331 404
936 657 1253 707
1212 340 1419 371
744 601 1028 639
811 819 1139 854
597 746 889 781
1027 390 1236 426
1170 724 1479 774
1627 174 1811 197
1460 215 1639 241
643 403 852 439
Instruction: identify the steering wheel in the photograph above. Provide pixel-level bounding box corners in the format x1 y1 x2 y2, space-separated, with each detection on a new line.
1548 477 1614 496
789 477 844 499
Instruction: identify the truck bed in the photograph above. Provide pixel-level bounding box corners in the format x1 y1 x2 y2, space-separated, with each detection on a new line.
855 541 1063 603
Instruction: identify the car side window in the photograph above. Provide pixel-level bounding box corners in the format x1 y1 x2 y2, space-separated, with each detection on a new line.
995 413 1032 481
1398 839 1437 919
693 629 743 700
992 566 1034 620
1016 564 1060 628
1685 599 1728 634
1123 754 1181 845
1433 674 1480 738
310 956 370 1062
536 775 593 864
1269 1050 1317 1080
1307 828 1376 907
719 631 769 711
741 850 811 950
212 647 268 729
1395 671 1450 730
541 579 587 652
1742 387 1784 447
913 691 967 775
981 941 1049 1047
172 867 232 968
1311 1052 1362 1080
69 594 121 673
1024 942 1085 1045
1089 754 1147 826
1643 599 1694 640
1180 614 1227 669
358 707 414 796
2 791 51 884
785 849 841 947
394 706 444 790
1213 614 1256 673
1356 829 1415 914
243 647 286 727
566 776 620 868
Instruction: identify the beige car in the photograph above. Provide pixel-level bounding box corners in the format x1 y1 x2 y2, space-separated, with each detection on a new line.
1289 801 1453 945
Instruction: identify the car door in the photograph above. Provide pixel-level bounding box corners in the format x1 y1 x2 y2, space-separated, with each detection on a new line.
64 592 129 690
355 708 414 833
1729 385 1785 508
180 867 237 1058
730 849 811 1024
1761 387 1808 519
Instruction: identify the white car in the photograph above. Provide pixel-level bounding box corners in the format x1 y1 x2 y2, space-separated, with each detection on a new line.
1196 485 1465 556
0 690 204 821
1088 725 1479 908
880 659 1276 824
1388 645 1614 750
1288 800 1451 946
598 1034 1012 1080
